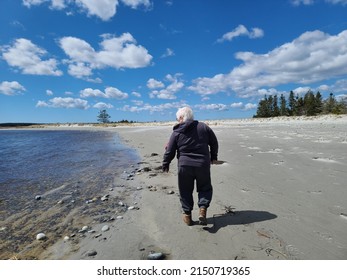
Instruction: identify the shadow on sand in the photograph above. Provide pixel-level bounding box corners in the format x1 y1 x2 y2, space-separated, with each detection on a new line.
203 210 277 233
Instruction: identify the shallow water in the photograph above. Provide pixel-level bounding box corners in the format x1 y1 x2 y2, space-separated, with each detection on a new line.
0 129 139 217
0 129 140 259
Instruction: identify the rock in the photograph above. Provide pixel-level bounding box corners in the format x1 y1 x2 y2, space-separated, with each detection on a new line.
142 167 151 172
36 233 47 241
57 199 64 204
86 250 97 257
109 188 114 191
116 216 123 219
168 190 175 195
63 236 70 242
94 234 102 238
79 226 89 233
128 206 137 210
118 201 124 206
136 187 142 190
147 252 165 260
150 153 159 157
0 227 7 232
101 196 108 201
35 195 42 200
101 225 109 232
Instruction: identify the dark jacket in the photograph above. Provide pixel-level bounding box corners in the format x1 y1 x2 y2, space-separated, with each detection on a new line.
162 120 218 169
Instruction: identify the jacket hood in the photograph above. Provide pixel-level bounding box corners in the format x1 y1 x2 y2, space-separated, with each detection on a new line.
173 120 198 133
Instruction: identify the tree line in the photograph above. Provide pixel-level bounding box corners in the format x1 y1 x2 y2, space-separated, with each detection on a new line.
254 91 347 118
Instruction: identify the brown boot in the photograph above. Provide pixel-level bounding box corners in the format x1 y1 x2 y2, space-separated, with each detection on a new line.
199 207 207 225
182 214 193 226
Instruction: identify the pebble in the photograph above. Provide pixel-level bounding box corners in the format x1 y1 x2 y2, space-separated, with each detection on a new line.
86 250 97 257
101 225 110 232
147 252 165 260
101 196 108 201
35 195 42 200
79 226 89 233
118 201 124 206
168 190 175 195
128 206 136 210
116 216 123 219
63 236 70 242
36 233 47 241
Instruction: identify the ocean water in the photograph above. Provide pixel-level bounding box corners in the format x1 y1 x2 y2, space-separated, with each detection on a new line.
0 129 139 218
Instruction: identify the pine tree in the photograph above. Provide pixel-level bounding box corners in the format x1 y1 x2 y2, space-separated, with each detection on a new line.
314 91 323 115
97 109 111 123
324 93 336 114
280 94 287 116
288 91 296 116
304 90 315 116
273 95 280 117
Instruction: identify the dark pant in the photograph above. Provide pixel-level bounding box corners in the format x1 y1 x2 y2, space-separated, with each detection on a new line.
178 165 213 213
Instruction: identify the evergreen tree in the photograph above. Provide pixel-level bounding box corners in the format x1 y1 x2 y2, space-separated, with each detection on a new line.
296 95 305 116
97 109 111 123
324 93 336 114
273 95 280 117
280 94 287 116
304 90 315 116
288 91 296 116
268 95 274 117
314 91 323 115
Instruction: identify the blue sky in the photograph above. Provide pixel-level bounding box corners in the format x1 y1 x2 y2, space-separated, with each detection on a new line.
1 0 347 123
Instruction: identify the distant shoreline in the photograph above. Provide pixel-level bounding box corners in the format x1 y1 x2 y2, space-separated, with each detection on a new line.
1 114 347 129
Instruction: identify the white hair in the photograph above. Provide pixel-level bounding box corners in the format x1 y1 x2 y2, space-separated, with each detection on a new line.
176 107 194 122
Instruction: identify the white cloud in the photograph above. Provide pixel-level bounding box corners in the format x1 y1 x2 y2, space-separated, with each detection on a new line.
244 103 257 110
121 0 152 9
93 102 114 109
1 38 63 76
131 91 142 97
149 74 184 99
147 78 164 89
59 33 152 78
161 48 175 58
290 0 314 6
293 86 312 95
121 101 187 113
80 87 128 99
195 103 229 111
36 97 89 109
23 0 47 8
326 0 347 5
217 24 264 43
0 81 26 96
23 0 152 21
46 89 54 95
190 30 347 98
75 0 118 21
230 102 243 108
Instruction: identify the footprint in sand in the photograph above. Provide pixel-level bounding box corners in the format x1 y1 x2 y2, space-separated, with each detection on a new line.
272 160 285 166
312 157 340 164
340 213 347 221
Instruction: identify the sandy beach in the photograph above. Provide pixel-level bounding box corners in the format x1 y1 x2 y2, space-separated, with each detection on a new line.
2 115 347 260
